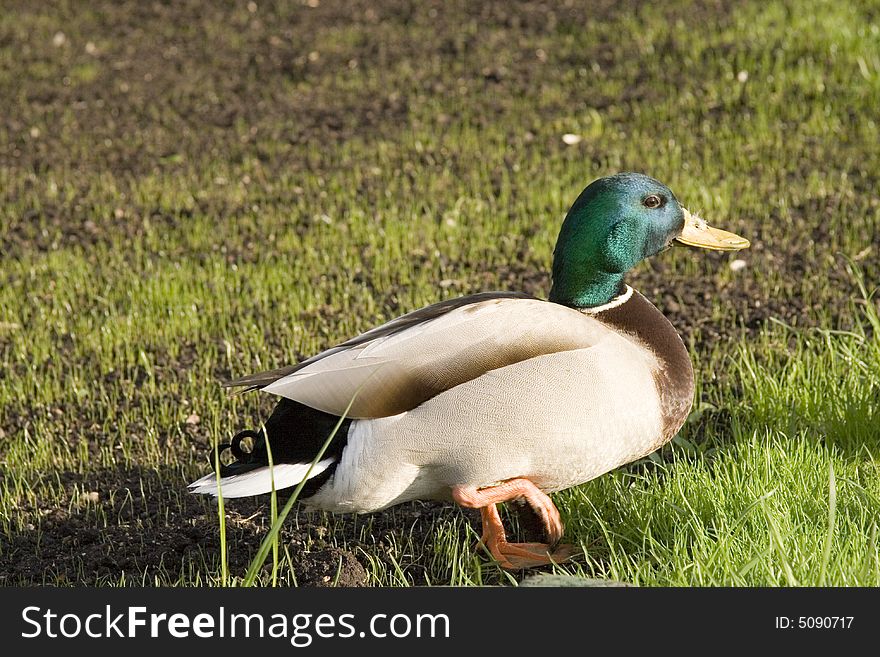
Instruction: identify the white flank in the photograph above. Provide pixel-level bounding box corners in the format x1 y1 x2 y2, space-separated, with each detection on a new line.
187 459 336 498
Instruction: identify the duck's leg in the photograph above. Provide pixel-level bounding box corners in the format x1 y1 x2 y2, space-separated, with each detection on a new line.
454 478 565 543
452 479 577 569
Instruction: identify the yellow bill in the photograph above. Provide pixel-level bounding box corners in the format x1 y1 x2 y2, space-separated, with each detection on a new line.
675 208 750 251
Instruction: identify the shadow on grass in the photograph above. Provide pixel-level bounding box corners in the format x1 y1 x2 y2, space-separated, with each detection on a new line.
0 465 371 586
1 461 589 586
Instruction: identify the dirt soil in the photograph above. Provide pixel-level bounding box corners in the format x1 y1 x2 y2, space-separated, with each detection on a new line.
0 463 555 586
1 0 877 586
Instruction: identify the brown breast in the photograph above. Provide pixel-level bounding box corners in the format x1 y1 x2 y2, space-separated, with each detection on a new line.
590 288 695 443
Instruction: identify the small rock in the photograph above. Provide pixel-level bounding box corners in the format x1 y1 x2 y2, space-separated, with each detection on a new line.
81 491 99 504
520 574 633 587
52 31 66 47
185 413 200 426
562 133 582 145
854 246 872 261
729 259 747 272
737 70 749 83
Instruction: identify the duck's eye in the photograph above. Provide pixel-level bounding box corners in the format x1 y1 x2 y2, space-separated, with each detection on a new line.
643 194 664 209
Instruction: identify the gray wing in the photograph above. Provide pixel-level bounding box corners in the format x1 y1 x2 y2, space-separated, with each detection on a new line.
226 291 608 419
224 292 534 391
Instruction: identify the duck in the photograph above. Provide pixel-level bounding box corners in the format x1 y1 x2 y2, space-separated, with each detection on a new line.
189 172 749 569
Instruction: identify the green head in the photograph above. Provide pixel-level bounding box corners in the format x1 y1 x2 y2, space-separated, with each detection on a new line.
548 172 749 308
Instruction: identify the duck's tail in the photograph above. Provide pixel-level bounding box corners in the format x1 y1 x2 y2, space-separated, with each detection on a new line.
186 460 336 498
187 428 336 498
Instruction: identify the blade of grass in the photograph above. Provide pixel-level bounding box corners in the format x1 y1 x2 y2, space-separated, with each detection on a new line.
819 462 837 586
759 496 798 586
212 415 228 587
241 389 361 586
262 421 279 587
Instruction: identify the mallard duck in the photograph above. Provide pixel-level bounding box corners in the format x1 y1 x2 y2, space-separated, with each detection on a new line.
189 172 749 569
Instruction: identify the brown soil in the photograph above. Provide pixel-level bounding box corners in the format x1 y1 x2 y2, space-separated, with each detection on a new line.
1 0 876 586
0 465 469 586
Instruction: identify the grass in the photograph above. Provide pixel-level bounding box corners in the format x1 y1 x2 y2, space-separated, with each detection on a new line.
1 0 879 586
558 293 880 586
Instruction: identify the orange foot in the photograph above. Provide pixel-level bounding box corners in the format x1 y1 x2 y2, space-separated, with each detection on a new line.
452 478 578 569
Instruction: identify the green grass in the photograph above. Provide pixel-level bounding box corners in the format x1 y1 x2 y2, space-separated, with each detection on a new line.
1 0 879 586
556 290 880 586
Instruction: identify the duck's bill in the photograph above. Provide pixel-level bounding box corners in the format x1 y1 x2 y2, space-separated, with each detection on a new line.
674 208 750 251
